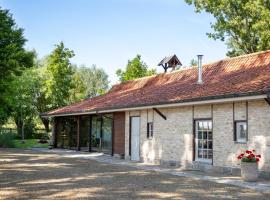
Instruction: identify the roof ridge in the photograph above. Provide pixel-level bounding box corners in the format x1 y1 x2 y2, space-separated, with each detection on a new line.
111 50 270 91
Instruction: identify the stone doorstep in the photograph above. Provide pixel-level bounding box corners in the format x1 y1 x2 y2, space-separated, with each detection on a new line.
30 148 270 193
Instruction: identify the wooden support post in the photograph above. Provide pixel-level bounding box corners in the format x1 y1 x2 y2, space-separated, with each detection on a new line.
89 115 92 152
52 117 57 148
153 108 167 120
111 114 114 156
77 116 81 151
100 114 103 152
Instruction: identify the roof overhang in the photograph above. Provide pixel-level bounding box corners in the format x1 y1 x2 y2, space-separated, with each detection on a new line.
41 92 267 118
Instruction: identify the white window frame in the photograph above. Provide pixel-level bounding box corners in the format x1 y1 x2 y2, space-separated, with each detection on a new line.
195 120 213 164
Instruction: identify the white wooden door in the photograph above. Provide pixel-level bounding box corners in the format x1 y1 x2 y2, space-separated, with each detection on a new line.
131 117 140 161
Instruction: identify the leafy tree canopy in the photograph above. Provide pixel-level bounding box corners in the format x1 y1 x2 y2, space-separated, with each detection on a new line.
45 42 75 109
185 0 270 57
116 55 156 82
0 7 34 124
69 65 109 102
10 68 40 138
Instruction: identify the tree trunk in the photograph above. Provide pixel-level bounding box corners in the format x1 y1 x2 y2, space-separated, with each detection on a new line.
15 117 22 139
42 118 50 133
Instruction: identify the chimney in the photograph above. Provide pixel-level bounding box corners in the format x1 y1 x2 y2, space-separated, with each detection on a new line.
197 55 203 84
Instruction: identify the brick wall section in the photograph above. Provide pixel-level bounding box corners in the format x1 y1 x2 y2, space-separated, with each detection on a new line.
113 112 125 156
124 99 270 172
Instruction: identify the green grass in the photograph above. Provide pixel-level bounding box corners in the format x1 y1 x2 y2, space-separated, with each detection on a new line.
13 139 49 148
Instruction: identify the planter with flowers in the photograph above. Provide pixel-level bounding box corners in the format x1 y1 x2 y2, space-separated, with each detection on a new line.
237 150 261 182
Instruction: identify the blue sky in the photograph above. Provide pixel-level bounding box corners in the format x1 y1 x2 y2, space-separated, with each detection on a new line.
1 0 227 84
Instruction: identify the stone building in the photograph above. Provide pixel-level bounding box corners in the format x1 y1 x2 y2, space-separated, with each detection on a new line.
42 50 270 175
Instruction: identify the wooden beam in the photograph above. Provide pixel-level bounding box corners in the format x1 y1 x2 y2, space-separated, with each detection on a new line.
77 116 81 151
153 108 167 120
265 92 270 105
52 117 57 148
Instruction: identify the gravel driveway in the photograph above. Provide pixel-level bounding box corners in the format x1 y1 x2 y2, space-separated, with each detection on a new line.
0 149 269 200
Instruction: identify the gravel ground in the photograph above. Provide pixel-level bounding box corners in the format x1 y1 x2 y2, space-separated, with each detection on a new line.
0 149 269 200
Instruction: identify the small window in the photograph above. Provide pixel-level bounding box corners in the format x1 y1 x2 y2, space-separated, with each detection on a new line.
147 122 153 139
234 121 247 143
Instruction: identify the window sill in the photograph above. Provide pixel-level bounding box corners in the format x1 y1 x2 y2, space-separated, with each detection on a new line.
234 141 247 144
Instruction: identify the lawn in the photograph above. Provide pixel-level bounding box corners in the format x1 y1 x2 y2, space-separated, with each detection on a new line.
13 139 49 148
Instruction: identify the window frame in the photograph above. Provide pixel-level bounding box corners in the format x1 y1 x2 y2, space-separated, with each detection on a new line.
234 120 248 143
194 119 213 164
147 122 154 139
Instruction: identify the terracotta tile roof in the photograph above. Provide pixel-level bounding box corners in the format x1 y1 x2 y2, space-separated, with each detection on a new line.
43 50 270 116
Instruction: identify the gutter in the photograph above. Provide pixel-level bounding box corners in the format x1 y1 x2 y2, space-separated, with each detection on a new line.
41 92 267 118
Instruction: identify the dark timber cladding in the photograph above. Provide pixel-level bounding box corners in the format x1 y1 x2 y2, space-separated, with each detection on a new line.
113 112 125 156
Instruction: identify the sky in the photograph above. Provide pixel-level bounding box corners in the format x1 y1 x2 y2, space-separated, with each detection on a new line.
1 0 227 84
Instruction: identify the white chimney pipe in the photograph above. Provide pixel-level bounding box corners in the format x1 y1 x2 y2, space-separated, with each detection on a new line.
197 55 203 84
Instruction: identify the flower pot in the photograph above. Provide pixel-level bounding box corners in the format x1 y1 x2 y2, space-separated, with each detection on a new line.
241 162 259 182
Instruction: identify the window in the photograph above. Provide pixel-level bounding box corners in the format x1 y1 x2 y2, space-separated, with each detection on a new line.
234 121 247 143
147 122 153 139
195 120 213 163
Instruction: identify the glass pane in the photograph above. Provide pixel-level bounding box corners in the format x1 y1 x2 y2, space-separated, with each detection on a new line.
208 150 213 159
80 116 90 150
198 131 202 139
236 122 247 142
203 121 208 129
198 140 202 148
208 141 212 149
102 115 113 154
208 122 212 130
203 131 207 139
198 122 203 130
203 150 208 159
208 131 212 140
91 116 101 151
198 149 203 158
203 140 207 148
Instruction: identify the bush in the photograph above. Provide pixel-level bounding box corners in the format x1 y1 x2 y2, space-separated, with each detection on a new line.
0 131 15 148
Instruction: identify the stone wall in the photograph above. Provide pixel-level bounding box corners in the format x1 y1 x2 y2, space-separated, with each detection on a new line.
124 99 270 172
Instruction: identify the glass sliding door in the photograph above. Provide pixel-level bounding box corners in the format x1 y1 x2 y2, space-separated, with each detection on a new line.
56 117 77 149
80 116 91 151
101 115 113 154
90 114 113 154
195 120 213 163
91 115 102 152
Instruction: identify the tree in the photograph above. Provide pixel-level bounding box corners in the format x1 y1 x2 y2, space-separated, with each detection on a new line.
69 65 109 102
190 58 198 67
116 55 156 82
45 42 75 108
185 1 270 57
10 69 39 141
0 7 34 125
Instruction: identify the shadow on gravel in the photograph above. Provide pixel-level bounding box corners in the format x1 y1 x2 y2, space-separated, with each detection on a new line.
0 148 269 200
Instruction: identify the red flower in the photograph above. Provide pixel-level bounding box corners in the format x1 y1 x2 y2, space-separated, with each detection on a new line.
246 150 250 154
256 158 260 162
240 153 244 156
250 153 255 158
256 155 261 158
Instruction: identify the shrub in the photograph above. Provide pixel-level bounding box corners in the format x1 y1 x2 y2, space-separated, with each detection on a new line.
0 131 15 148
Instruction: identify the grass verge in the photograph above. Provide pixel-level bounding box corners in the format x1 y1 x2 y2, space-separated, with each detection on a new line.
13 139 48 148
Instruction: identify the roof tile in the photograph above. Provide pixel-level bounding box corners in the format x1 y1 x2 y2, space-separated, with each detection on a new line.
44 50 270 116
